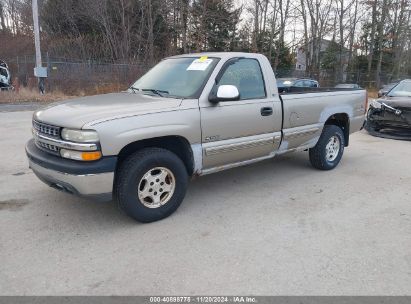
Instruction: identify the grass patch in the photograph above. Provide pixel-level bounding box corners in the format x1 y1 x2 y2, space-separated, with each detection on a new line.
0 82 128 104
0 87 75 104
367 88 379 99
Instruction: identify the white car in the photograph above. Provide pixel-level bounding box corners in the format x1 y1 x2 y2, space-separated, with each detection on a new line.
0 60 11 90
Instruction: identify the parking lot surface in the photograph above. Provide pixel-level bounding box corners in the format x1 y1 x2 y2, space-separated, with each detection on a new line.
0 110 410 295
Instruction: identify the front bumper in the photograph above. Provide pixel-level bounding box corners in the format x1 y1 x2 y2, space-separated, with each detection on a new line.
367 107 411 129
26 139 117 196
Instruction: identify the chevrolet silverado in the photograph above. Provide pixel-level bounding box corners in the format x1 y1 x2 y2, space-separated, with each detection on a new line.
26 52 367 222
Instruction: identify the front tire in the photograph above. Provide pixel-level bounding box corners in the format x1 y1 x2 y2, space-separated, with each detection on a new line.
114 148 189 223
309 125 345 170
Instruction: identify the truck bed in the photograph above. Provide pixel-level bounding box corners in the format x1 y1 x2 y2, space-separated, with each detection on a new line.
278 87 367 151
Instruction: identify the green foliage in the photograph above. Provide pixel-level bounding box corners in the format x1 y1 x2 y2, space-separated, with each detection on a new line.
320 40 340 71
191 0 240 51
272 41 295 72
351 55 369 72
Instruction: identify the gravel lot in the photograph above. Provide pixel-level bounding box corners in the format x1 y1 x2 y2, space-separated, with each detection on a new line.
0 109 410 295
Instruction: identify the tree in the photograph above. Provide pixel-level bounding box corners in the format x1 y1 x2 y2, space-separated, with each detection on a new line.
191 0 241 52
0 1 7 32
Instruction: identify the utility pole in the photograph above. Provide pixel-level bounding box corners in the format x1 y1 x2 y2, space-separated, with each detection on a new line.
32 0 46 93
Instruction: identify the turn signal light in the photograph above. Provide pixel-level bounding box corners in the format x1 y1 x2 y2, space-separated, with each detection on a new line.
81 151 102 161
60 149 102 161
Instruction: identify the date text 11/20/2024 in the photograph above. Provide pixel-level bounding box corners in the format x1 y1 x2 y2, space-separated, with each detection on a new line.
149 296 257 303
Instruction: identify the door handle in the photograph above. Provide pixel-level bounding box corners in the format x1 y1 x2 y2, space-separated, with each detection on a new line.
260 107 273 116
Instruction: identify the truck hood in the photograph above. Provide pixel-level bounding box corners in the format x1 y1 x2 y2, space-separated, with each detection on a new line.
33 92 183 129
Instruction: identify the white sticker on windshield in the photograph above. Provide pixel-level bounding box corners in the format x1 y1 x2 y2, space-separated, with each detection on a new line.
187 58 213 71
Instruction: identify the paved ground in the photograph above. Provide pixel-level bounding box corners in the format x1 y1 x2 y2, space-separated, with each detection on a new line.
0 102 43 112
0 110 410 295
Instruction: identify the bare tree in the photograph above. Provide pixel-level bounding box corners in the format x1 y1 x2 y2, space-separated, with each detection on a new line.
300 0 333 76
390 0 411 79
375 0 389 88
346 0 359 69
366 0 377 79
0 0 7 32
273 0 291 70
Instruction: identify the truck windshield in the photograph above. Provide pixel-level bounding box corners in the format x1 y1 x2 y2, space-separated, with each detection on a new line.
130 57 219 99
387 81 411 97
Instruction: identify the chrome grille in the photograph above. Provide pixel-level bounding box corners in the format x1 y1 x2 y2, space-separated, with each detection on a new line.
33 120 60 138
33 120 61 155
35 140 60 154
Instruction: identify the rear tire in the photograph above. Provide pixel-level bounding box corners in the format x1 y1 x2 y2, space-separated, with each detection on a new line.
114 147 188 223
309 125 345 170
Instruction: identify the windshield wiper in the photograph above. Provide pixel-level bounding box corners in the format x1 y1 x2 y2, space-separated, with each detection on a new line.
141 89 169 97
129 86 140 93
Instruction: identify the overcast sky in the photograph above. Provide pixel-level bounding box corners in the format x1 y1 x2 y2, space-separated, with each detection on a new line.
233 0 306 48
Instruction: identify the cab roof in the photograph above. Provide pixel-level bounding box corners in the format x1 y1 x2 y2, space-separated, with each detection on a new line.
167 52 266 60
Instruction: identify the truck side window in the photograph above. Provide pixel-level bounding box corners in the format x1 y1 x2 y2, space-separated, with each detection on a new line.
218 58 266 100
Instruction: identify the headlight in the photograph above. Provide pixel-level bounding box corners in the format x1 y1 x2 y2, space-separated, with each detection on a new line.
370 99 382 109
60 149 102 161
61 128 99 142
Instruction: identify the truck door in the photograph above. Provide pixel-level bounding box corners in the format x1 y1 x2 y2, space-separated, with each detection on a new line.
200 57 282 170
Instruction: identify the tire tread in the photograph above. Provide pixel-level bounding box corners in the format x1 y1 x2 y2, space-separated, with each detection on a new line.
114 147 188 222
309 125 345 170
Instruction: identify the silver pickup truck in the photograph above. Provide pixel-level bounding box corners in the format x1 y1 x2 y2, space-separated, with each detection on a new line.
26 52 367 222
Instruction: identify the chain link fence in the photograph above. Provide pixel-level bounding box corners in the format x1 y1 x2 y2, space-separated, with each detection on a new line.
5 55 151 94
4 55 411 94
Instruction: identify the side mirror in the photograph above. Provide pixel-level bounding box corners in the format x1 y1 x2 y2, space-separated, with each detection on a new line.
209 85 240 103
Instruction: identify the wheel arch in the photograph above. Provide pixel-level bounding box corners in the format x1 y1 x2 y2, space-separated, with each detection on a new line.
324 113 350 146
116 136 196 176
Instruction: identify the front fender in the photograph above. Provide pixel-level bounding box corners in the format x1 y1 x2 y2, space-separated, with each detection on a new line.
92 109 202 156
